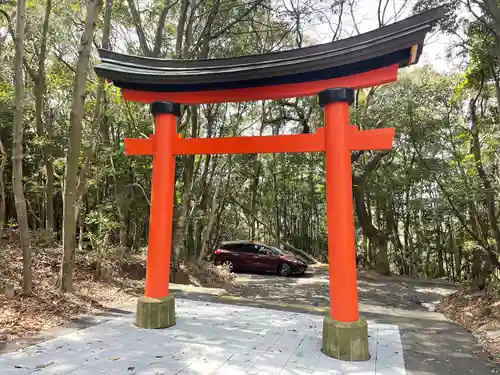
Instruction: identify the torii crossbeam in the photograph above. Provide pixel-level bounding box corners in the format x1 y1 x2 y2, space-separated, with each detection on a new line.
124 124 395 156
94 6 444 362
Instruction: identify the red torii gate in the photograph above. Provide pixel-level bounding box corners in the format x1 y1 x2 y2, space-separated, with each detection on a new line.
125 87 390 362
94 6 443 361
124 90 394 321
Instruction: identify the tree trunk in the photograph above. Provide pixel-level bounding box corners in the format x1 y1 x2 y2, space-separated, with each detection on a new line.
78 212 84 252
449 220 462 280
494 74 500 128
0 136 6 242
172 108 197 264
272 158 280 248
374 236 390 275
98 0 112 143
194 144 216 256
250 120 265 239
175 0 190 57
172 2 219 264
187 220 196 260
471 248 490 291
482 0 500 64
59 0 103 292
45 109 55 233
197 176 222 262
436 216 445 277
352 153 391 275
271 118 281 248
250 153 262 239
12 0 32 296
470 98 500 270
110 156 128 251
34 0 51 230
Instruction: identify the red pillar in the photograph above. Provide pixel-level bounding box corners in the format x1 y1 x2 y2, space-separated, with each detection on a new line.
144 102 180 299
320 88 359 322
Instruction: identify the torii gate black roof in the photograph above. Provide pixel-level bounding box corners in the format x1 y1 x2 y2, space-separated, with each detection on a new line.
94 6 444 93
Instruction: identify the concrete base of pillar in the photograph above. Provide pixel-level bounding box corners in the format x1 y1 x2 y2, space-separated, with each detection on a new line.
322 315 370 361
135 295 176 329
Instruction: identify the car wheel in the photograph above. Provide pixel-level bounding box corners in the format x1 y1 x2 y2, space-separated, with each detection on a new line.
278 263 292 277
222 260 234 272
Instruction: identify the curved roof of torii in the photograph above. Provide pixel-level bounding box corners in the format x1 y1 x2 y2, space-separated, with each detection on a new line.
94 6 444 99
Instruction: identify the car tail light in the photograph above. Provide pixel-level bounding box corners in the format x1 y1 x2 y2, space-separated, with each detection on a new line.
215 249 222 255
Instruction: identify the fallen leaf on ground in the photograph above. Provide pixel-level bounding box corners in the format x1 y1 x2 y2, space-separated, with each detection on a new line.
35 362 55 369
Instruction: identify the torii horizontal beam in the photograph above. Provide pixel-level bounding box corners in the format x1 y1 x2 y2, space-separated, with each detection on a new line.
123 126 395 156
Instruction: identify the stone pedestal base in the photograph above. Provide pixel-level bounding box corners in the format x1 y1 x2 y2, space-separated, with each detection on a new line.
322 315 369 361
135 295 176 329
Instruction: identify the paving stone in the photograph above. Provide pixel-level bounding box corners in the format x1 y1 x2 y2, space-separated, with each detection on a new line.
0 299 407 375
312 352 347 374
375 365 406 375
344 359 376 374
282 363 315 374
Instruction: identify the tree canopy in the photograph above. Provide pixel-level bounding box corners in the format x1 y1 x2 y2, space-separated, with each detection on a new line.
0 0 499 294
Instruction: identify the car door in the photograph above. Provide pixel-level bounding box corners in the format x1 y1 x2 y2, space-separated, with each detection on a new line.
256 245 277 271
225 244 245 269
238 243 258 270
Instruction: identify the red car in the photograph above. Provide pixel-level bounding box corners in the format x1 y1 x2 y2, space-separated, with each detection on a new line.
214 240 308 276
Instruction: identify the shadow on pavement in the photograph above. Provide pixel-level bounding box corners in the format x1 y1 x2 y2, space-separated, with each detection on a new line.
231 271 458 312
203 295 499 375
224 270 499 374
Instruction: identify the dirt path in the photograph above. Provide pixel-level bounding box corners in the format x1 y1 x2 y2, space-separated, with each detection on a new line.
231 269 458 312
222 268 499 375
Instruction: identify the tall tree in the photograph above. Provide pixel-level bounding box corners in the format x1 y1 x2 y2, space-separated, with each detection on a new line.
0 135 5 242
36 0 53 232
59 0 104 292
12 0 32 295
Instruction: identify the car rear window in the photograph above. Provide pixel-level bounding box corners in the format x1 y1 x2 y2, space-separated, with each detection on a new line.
219 243 242 251
219 242 264 253
241 244 258 253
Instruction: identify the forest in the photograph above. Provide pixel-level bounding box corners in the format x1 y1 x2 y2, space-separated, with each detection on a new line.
0 0 499 309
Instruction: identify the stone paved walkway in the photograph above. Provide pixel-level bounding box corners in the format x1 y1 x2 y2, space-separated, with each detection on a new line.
229 271 499 374
0 299 405 375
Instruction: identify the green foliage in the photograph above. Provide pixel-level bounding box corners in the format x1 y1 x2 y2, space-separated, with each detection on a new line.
85 202 121 233
1 0 499 286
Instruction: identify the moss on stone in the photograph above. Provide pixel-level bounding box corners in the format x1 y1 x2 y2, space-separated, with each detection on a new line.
135 295 176 329
322 315 369 361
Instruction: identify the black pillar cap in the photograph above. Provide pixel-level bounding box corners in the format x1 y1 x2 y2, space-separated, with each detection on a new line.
150 102 181 117
318 88 355 107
